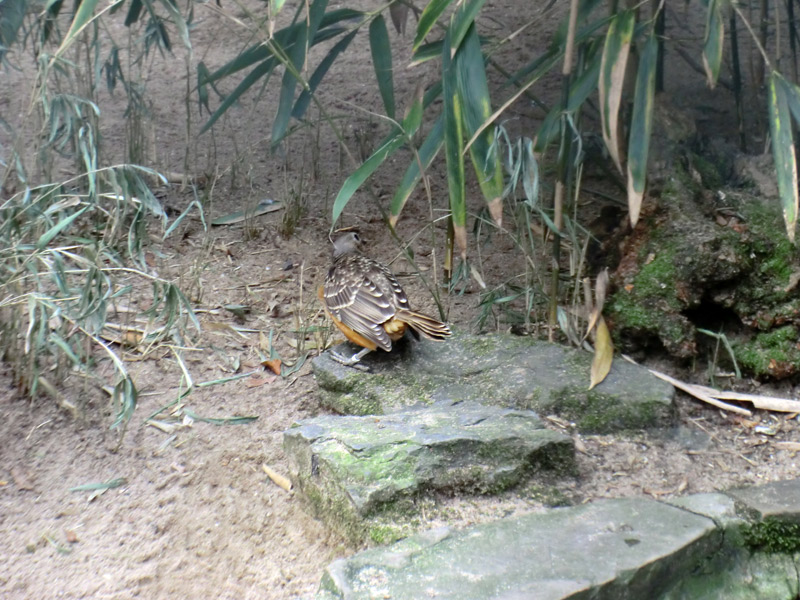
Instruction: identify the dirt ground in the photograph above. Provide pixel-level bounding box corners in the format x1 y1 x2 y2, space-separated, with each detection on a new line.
2 2 800 599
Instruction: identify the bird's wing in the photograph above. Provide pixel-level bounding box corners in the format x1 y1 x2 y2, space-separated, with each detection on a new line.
324 260 395 351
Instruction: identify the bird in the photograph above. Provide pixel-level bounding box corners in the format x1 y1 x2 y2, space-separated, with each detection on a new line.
318 232 451 365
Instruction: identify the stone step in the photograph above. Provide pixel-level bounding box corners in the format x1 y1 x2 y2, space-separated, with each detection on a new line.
316 481 800 600
284 402 574 542
312 331 675 433
316 497 718 599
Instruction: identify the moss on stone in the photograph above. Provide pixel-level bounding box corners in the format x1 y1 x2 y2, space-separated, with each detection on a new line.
734 326 800 377
742 518 800 553
551 385 671 434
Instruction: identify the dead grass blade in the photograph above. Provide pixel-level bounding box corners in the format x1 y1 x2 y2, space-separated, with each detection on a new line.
694 386 800 413
646 368 752 417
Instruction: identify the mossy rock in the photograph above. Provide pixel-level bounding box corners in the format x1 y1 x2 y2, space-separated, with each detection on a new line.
312 330 675 433
610 170 800 377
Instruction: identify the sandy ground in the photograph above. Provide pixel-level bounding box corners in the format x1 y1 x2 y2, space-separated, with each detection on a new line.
2 1 799 598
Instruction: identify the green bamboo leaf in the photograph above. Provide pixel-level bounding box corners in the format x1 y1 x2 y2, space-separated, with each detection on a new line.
182 408 259 426
626 31 658 227
332 134 405 224
36 205 89 250
702 0 725 89
272 32 309 147
389 115 444 226
124 0 143 25
55 0 99 57
200 57 277 134
111 376 137 430
534 43 602 152
410 40 444 66
49 332 82 367
599 9 635 175
769 73 799 242
157 0 190 49
272 0 330 147
370 15 395 119
200 5 356 134
271 0 287 16
776 74 800 124
443 31 467 257
413 0 452 52
449 0 487 55
456 24 503 225
331 90 423 224
293 30 357 120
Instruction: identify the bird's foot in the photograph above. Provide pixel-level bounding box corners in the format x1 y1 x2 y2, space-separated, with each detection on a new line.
330 348 371 370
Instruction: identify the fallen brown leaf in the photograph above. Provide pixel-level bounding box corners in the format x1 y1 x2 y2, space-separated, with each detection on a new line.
244 375 276 388
262 358 282 375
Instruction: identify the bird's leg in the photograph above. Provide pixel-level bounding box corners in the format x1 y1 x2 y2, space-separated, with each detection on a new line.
330 346 372 368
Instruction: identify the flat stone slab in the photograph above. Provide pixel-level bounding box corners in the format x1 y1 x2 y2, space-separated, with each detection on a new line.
316 497 718 600
312 331 675 432
727 479 800 521
284 402 574 541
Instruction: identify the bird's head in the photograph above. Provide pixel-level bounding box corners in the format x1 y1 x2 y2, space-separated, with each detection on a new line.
331 231 363 258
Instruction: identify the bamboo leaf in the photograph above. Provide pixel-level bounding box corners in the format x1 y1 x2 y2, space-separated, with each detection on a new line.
599 9 635 175
111 376 137 429
702 0 724 89
55 0 100 58
293 30 357 120
456 24 503 225
769 73 799 242
389 115 444 226
332 134 405 224
272 27 310 148
36 206 90 250
414 0 452 52
157 0 190 50
331 82 429 224
775 74 800 124
200 57 277 134
272 0 330 145
626 31 658 227
534 43 602 152
589 315 613 389
369 15 395 119
182 408 258 425
443 31 467 257
449 0 487 55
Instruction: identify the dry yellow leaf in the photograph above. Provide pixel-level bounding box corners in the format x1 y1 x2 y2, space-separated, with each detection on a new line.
589 316 613 390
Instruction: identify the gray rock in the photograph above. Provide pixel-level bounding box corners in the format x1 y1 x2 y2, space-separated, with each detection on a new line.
727 479 800 521
667 492 741 524
312 331 675 433
284 402 574 542
659 550 800 600
317 497 718 600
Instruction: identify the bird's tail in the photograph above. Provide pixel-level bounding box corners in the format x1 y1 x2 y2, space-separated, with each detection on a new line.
395 309 451 341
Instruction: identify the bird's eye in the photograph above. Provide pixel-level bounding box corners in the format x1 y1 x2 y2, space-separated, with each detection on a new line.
352 233 361 242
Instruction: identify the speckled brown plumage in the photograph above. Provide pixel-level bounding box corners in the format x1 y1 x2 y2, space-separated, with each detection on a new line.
319 232 451 363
